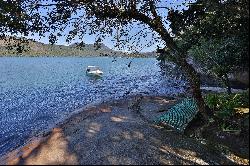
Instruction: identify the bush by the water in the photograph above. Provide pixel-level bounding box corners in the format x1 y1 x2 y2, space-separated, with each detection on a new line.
204 90 249 131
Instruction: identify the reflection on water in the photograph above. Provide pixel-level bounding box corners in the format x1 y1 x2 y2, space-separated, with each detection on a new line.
86 75 103 82
0 57 186 156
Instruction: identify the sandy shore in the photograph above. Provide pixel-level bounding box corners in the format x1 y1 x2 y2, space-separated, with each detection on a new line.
1 95 248 165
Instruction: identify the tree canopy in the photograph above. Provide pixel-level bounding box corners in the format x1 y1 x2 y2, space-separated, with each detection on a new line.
160 0 249 93
0 0 29 35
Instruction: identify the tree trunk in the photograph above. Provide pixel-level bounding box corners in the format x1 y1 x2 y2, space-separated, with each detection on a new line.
223 74 232 95
178 59 209 122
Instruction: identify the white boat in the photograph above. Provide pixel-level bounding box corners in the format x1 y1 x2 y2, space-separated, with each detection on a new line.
86 66 103 76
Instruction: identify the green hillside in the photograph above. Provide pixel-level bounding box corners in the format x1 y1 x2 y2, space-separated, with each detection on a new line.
0 36 155 57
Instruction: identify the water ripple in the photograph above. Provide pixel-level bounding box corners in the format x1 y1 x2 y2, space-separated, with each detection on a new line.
0 57 186 156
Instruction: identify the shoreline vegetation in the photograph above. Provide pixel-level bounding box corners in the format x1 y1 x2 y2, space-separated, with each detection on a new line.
0 36 156 58
0 94 248 165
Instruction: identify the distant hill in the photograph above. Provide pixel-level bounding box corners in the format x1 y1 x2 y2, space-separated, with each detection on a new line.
0 36 156 57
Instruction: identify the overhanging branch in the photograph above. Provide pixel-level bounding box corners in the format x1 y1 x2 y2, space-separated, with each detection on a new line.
89 3 179 54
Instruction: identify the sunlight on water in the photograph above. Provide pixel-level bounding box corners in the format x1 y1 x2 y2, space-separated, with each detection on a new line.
0 57 186 156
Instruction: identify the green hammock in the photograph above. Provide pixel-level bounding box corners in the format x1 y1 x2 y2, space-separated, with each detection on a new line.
154 98 198 131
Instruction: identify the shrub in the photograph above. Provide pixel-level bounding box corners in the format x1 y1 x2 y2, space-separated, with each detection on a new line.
204 91 249 131
205 91 249 118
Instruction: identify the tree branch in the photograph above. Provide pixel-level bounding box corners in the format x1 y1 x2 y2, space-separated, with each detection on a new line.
149 0 158 18
89 3 179 54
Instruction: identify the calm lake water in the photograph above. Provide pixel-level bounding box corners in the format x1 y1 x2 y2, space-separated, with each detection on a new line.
0 57 186 156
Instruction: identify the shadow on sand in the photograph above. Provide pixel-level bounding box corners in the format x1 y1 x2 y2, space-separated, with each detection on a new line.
1 96 246 165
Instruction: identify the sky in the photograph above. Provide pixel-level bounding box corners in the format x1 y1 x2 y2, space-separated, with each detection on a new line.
8 0 195 53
